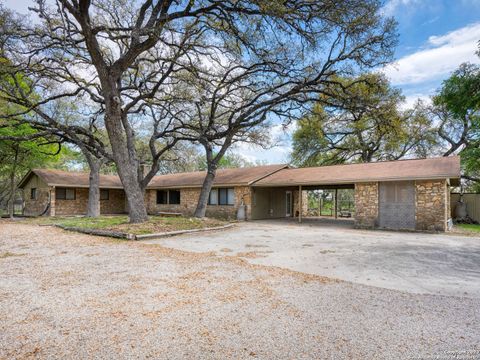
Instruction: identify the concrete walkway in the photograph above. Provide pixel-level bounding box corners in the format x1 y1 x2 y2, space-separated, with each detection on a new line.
143 219 480 298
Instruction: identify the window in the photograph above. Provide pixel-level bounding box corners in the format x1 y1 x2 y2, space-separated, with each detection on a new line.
156 190 180 205
208 189 218 205
100 189 109 200
56 187 75 200
30 188 37 200
210 188 234 206
156 190 168 204
169 190 180 204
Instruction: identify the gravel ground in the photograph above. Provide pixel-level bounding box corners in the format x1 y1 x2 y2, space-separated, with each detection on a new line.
0 220 479 359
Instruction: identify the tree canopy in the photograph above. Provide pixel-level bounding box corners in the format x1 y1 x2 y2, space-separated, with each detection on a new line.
291 74 434 166
0 0 397 221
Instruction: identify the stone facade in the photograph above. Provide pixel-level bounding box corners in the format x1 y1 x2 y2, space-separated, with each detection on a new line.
23 188 51 216
100 189 126 214
53 187 126 216
415 180 448 231
354 182 378 228
293 189 308 217
22 174 51 216
146 186 252 220
21 173 126 216
21 170 452 231
54 187 89 216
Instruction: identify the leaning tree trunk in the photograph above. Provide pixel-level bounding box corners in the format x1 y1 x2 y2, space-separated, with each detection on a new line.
86 158 102 217
194 140 233 218
194 168 217 218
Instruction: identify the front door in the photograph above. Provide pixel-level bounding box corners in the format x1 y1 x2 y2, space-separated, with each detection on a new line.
286 191 293 217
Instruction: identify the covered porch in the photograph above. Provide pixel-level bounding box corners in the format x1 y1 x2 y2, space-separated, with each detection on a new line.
250 183 355 223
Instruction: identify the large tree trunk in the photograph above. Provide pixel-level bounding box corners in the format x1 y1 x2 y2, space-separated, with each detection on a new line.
86 158 101 217
194 168 216 218
194 139 234 218
7 170 16 219
7 145 19 219
103 103 148 223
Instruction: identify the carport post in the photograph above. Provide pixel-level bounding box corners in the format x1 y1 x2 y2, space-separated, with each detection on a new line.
334 189 338 219
299 185 302 223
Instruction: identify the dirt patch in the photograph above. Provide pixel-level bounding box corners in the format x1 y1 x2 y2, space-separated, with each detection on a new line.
1 221 479 359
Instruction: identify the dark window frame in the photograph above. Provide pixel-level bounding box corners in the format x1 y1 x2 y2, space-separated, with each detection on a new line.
30 188 37 200
156 190 168 204
100 189 109 200
169 190 181 205
56 187 76 200
156 189 181 205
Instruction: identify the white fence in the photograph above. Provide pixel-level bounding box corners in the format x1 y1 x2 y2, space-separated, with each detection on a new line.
451 193 480 223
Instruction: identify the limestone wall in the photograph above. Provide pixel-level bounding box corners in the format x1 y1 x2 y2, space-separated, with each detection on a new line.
415 180 448 231
54 188 88 215
354 182 378 228
100 189 126 214
293 189 308 217
22 174 51 216
146 186 252 220
53 187 126 216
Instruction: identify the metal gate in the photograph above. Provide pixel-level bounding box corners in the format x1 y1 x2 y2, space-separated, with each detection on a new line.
379 181 415 230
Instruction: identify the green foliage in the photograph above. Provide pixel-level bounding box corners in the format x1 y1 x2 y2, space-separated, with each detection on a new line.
291 73 435 166
434 62 480 190
0 64 71 210
456 224 480 233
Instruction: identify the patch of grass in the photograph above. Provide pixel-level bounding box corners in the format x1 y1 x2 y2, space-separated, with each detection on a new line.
27 215 228 235
456 224 480 233
0 251 25 258
115 216 227 235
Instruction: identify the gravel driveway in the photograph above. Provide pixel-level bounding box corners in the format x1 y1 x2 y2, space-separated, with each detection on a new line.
1 220 479 359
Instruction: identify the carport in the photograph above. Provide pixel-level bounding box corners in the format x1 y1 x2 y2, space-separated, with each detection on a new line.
249 157 461 232
250 184 355 223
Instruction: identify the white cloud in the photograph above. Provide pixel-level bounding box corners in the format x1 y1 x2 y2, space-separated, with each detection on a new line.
381 0 421 16
232 123 296 164
383 23 480 85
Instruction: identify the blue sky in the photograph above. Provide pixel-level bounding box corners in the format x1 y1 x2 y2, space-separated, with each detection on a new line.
5 0 480 163
382 0 480 107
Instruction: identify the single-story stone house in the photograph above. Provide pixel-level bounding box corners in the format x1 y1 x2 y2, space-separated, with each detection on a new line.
18 156 460 231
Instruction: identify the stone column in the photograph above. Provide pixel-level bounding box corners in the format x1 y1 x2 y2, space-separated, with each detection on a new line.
50 186 56 217
354 182 378 228
415 180 447 231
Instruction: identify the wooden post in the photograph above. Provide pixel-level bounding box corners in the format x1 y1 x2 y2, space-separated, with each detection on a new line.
299 185 302 223
318 192 321 217
334 188 338 219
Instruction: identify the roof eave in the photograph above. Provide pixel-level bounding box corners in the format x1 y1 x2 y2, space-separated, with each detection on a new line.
252 175 461 187
146 182 250 189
